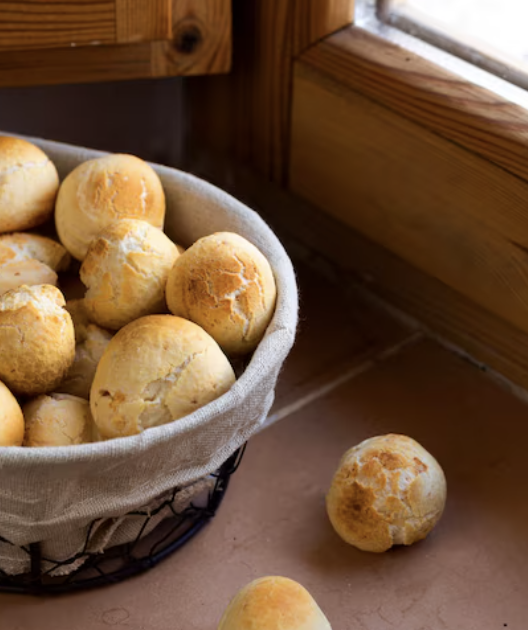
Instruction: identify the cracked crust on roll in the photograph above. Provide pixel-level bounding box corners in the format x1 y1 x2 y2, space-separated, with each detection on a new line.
218 577 332 630
0 232 70 271
23 393 95 447
80 218 179 330
0 379 25 446
0 136 59 233
58 299 113 399
326 434 447 552
90 314 236 439
55 154 166 261
0 284 75 396
166 232 277 356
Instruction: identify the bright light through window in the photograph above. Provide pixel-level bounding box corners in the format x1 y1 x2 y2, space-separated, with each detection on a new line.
382 0 528 88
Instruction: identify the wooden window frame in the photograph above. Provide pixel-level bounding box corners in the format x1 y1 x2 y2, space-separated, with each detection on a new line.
190 1 528 389
377 0 528 93
188 0 354 183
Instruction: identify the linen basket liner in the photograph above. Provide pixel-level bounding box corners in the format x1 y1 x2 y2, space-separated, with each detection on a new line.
0 134 298 576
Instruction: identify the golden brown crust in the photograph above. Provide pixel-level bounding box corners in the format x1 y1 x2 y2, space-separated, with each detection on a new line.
58 299 113 399
0 232 70 271
0 137 59 234
0 259 57 296
166 232 277 356
326 434 447 552
0 285 76 396
23 393 94 447
80 218 178 330
0 379 25 446
218 577 332 630
90 314 236 439
55 154 166 261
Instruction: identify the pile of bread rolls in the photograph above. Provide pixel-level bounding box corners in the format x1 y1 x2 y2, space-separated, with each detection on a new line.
0 137 277 448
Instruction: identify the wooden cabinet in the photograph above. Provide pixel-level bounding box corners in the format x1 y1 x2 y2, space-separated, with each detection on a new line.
0 0 231 86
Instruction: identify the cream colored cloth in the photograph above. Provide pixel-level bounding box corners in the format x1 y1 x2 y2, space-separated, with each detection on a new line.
0 134 298 575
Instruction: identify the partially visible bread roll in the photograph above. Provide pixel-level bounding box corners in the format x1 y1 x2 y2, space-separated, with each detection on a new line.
166 232 277 356
80 219 178 330
218 577 332 630
58 299 113 399
0 285 75 396
326 434 447 553
0 380 24 446
55 154 166 261
0 259 57 296
0 232 70 271
0 136 59 234
91 315 236 439
23 393 94 447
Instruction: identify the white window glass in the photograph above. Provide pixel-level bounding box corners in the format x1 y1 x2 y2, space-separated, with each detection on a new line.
381 0 528 89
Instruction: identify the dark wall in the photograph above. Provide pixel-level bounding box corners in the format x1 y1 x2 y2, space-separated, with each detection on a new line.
0 78 185 166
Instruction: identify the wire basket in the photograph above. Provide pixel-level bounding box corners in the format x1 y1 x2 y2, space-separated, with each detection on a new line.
0 446 245 595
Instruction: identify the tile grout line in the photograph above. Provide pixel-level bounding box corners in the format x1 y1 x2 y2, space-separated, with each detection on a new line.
280 238 528 408
351 281 528 407
263 331 424 429
425 329 528 406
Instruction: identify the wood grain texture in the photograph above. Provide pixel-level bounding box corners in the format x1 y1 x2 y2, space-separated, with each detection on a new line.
0 41 152 86
290 61 528 337
116 0 172 44
0 0 174 51
280 191 528 391
152 0 231 76
285 187 528 392
0 0 231 86
0 1 115 51
301 26 528 183
188 0 353 182
293 0 354 53
186 153 528 390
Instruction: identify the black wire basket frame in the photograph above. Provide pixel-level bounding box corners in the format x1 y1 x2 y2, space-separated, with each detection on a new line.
0 445 245 595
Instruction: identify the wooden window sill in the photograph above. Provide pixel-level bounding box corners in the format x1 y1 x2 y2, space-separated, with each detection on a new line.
296 25 528 181
288 24 528 390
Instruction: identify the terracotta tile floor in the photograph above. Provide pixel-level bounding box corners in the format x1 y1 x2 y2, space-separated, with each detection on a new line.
271 263 410 415
1 265 527 629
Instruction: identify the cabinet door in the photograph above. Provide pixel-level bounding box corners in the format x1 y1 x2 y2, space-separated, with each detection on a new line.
0 0 231 86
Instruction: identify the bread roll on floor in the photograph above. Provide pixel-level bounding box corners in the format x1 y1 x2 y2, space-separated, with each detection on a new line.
326 434 447 552
218 577 332 630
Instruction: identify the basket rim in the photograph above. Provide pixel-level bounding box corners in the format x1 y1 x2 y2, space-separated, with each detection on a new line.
0 134 298 467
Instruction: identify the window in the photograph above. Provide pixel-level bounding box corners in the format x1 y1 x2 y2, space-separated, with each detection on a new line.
378 0 528 91
191 0 528 390
355 0 528 109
